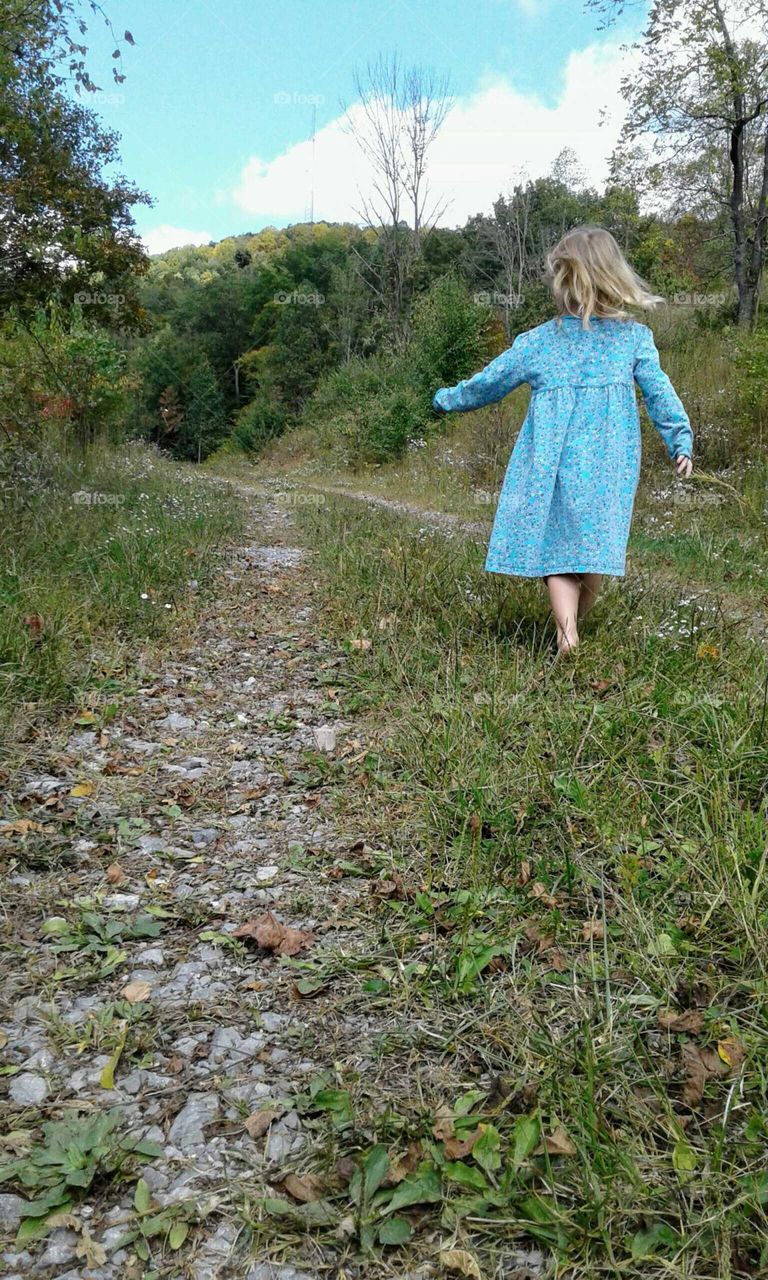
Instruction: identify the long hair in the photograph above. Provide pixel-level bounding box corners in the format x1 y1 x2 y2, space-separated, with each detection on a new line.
545 225 664 329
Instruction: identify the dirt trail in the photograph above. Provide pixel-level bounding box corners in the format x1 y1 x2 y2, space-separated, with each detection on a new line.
0 493 381 1279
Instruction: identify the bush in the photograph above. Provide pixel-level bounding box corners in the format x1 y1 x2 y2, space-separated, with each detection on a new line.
0 309 129 447
305 355 421 467
303 275 497 468
409 274 493 394
232 397 288 454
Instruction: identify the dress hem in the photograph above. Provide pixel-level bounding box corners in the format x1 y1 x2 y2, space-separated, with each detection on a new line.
485 563 626 579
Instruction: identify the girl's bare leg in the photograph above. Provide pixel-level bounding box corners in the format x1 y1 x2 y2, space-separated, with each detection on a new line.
545 574 581 654
577 573 603 621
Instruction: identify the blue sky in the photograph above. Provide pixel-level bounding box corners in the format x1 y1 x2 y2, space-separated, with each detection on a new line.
85 0 644 252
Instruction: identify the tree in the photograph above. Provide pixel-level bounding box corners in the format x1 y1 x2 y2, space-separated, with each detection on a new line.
343 54 452 346
593 0 768 326
0 1 150 322
183 358 228 463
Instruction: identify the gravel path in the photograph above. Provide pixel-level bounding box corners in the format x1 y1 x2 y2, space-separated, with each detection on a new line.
0 494 389 1279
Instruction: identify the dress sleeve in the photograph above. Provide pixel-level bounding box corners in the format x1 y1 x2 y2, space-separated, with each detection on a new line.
432 335 530 414
633 324 693 460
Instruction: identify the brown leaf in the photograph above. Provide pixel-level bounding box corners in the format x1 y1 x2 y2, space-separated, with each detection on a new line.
440 1249 482 1278
581 919 604 942
282 1171 324 1203
383 1140 423 1185
680 1041 730 1106
535 1125 576 1157
717 1037 746 1070
1 819 42 836
530 881 558 908
121 980 151 1003
516 859 532 887
589 678 613 694
233 911 314 956
244 1108 281 1139
106 863 126 885
432 1103 455 1141
371 872 405 900
167 1055 184 1075
658 1008 704 1035
334 1155 356 1184
444 1126 482 1160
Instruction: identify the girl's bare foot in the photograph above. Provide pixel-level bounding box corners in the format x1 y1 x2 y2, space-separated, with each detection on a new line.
556 630 579 657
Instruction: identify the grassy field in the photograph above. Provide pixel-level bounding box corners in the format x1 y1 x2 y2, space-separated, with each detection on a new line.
273 345 768 1276
0 442 244 743
286 494 768 1277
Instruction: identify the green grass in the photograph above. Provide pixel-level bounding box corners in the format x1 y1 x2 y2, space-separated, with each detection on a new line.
0 441 244 736
286 492 768 1278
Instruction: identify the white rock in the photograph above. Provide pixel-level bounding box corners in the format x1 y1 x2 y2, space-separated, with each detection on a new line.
0 1195 27 1230
9 1072 49 1105
255 865 280 882
167 1092 219 1150
157 712 194 732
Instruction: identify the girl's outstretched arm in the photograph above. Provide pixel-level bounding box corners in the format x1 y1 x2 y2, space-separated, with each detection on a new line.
633 324 693 464
433 333 530 414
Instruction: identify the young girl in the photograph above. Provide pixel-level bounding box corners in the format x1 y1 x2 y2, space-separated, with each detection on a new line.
432 225 693 655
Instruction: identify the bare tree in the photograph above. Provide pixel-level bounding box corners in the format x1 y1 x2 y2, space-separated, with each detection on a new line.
342 53 452 345
592 0 768 326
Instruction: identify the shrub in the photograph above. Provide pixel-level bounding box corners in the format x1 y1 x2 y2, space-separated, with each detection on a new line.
232 397 288 454
409 274 493 395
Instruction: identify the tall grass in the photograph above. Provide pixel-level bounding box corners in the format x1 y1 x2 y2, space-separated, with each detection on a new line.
291 492 768 1277
0 441 243 736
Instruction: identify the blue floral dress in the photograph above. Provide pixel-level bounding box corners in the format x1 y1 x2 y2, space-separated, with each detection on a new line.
432 316 693 578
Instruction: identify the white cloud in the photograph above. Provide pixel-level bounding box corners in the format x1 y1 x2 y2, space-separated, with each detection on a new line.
230 39 634 230
143 224 214 255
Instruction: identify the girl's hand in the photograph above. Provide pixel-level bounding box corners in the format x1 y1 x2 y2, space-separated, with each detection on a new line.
675 454 693 479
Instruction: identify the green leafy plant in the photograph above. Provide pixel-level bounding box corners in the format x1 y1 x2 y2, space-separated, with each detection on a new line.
116 1177 199 1262
0 1112 161 1244
41 909 161 981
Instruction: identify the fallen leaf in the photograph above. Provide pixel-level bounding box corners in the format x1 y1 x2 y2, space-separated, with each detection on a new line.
516 860 532 887
658 1008 704 1034
535 1126 576 1157
106 863 126 885
444 1127 482 1160
244 1108 281 1139
350 637 371 650
1 819 43 836
233 911 314 956
530 881 558 908
69 781 95 798
440 1248 482 1278
121 980 152 1003
717 1037 746 1069
282 1171 324 1202
581 919 605 942
680 1041 729 1106
432 1103 455 1141
383 1141 423 1185
75 1230 107 1269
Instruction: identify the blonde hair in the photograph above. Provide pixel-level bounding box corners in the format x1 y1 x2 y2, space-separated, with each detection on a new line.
545 224 663 329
